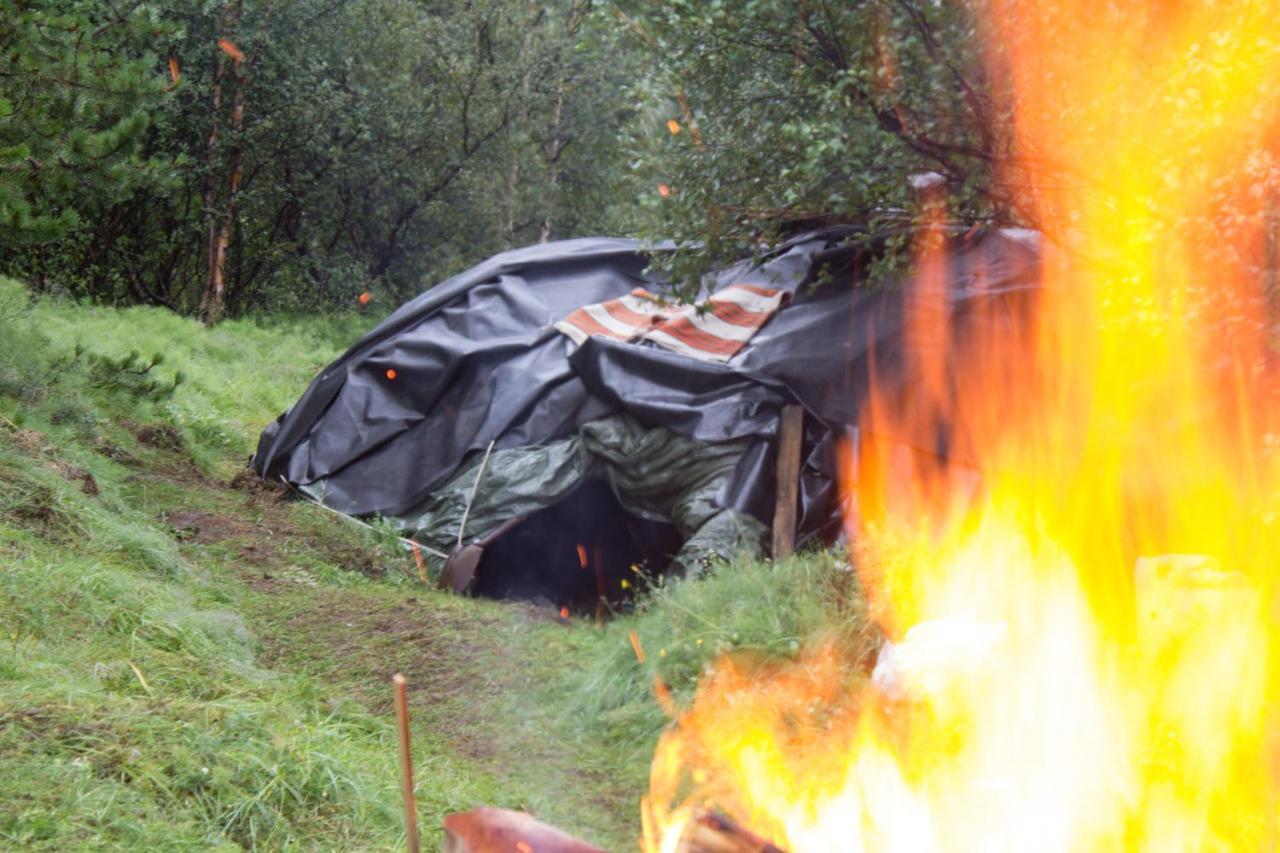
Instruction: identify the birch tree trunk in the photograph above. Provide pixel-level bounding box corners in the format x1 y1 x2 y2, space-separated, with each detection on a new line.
200 0 248 327
502 10 538 246
537 0 587 244
537 80 565 244
199 9 229 322
202 70 245 326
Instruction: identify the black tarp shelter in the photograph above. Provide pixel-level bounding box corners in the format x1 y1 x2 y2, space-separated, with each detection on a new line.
253 227 1040 609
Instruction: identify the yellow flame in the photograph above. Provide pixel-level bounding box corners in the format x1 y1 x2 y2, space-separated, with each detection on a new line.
645 2 1280 849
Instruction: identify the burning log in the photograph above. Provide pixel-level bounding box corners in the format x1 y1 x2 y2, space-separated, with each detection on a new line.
673 811 787 853
441 807 604 853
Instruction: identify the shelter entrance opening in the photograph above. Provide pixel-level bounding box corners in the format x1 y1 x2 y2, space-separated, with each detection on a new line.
472 479 683 613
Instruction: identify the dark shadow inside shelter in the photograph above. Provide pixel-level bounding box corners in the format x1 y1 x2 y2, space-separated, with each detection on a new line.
472 479 684 613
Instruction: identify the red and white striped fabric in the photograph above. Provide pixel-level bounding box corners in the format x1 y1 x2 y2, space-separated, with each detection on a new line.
554 284 788 363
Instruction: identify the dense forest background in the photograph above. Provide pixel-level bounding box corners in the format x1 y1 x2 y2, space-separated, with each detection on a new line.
2 0 1026 322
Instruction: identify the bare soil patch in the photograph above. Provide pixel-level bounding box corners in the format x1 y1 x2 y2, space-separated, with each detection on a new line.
163 509 260 544
132 423 185 452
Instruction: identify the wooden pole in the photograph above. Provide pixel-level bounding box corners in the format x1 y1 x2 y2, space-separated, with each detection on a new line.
771 405 805 560
392 673 420 853
593 544 608 623
410 541 427 584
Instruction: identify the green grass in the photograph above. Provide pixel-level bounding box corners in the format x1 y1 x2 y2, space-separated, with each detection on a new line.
0 277 871 850
29 299 376 471
555 552 879 802
0 445 402 848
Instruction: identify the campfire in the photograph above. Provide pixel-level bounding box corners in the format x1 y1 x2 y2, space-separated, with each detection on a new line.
642 1 1280 851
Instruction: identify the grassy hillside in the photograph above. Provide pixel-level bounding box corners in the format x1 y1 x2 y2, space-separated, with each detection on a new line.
25 301 373 473
0 279 872 850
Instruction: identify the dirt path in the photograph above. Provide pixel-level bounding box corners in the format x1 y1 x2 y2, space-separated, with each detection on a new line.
119 441 636 848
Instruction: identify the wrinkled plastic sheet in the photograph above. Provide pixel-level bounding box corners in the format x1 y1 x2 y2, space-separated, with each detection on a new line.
302 414 766 577
259 227 1041 563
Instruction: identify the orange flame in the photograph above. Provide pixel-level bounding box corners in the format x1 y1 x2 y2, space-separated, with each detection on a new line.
645 2 1280 849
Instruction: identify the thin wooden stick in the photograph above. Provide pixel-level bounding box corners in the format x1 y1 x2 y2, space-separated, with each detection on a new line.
457 439 497 548
392 673 420 853
277 476 449 559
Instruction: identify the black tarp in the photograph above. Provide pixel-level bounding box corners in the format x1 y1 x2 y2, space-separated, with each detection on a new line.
254 227 1041 571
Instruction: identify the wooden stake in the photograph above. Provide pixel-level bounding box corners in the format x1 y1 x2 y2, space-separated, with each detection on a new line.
392 673 420 853
593 544 607 623
410 541 427 584
771 405 805 560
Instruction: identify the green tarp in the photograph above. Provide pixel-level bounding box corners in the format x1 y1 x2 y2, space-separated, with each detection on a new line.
303 414 766 580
